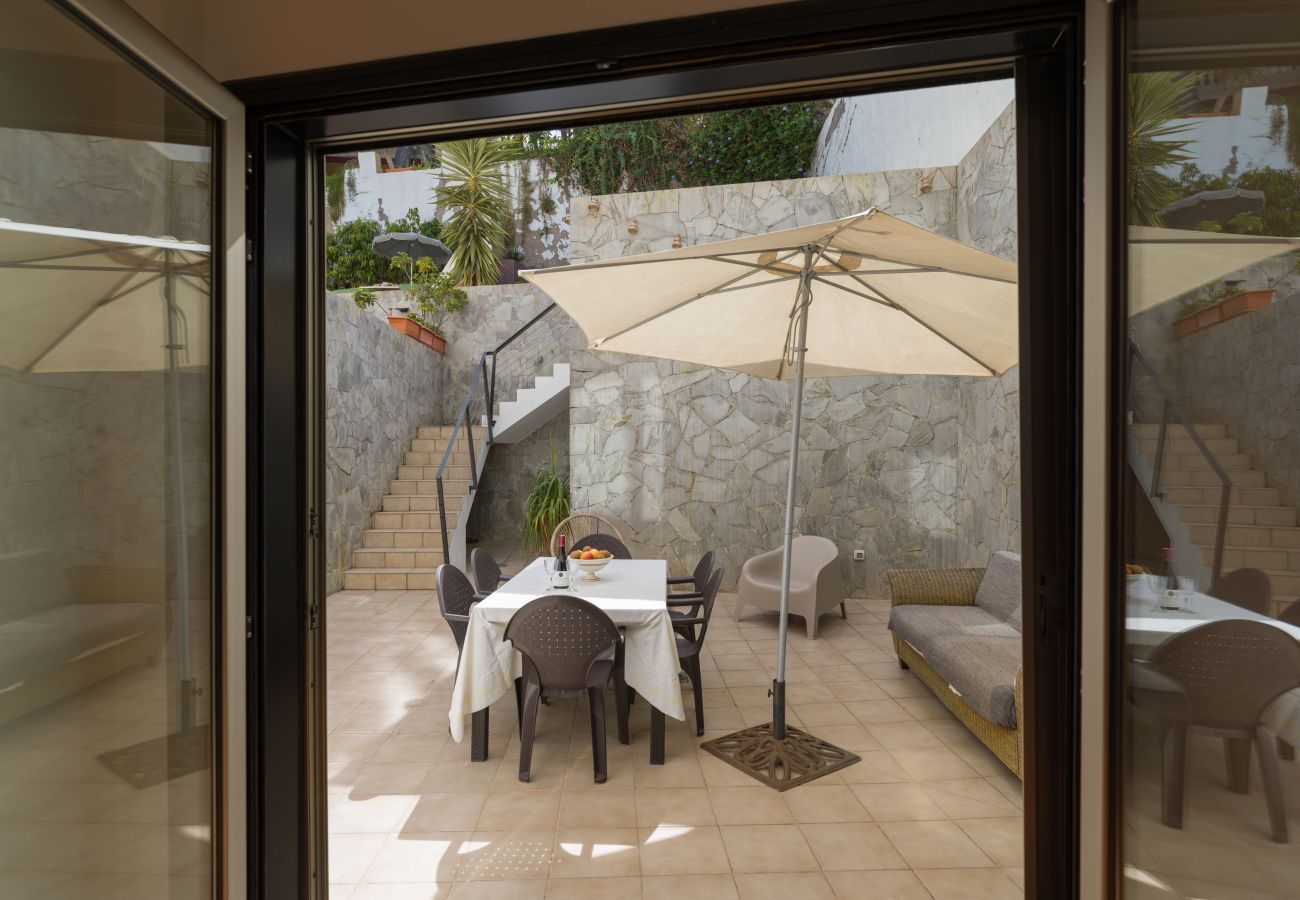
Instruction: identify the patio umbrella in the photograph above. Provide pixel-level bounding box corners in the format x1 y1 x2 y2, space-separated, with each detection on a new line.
371 231 452 269
0 219 210 786
523 207 1018 789
1128 225 1299 315
1157 187 1265 231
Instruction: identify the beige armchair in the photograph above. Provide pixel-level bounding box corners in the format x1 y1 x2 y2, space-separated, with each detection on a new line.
735 535 846 639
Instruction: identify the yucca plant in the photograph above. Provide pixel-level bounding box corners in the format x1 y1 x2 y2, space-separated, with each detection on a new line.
1128 71 1194 226
522 443 569 554
433 137 519 286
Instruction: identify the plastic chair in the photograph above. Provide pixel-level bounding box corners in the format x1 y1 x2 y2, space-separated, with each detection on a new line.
668 550 715 598
672 568 724 737
1133 619 1300 842
1211 568 1273 616
736 535 846 639
435 564 477 655
550 514 624 556
504 595 624 783
470 548 511 601
570 532 632 560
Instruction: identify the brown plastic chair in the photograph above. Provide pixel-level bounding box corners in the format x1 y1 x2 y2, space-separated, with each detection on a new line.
435 564 477 655
1210 567 1273 616
504 595 623 784
470 548 511 601
1133 619 1300 842
550 514 623 555
572 532 632 560
672 568 724 737
668 550 715 598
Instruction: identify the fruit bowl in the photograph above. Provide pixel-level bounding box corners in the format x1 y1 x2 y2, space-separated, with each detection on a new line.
574 555 613 580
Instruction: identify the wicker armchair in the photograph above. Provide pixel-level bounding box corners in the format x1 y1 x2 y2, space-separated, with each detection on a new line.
550 514 624 556
888 563 1025 779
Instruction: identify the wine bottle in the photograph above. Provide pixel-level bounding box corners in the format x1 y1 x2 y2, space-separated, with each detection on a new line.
555 535 569 587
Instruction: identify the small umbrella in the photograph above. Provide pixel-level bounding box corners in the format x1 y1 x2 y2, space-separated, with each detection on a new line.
1158 187 1265 231
523 208 1018 789
371 231 452 269
0 219 210 787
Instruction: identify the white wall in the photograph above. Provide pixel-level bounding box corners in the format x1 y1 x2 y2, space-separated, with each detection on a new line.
811 80 1016 175
1158 86 1293 178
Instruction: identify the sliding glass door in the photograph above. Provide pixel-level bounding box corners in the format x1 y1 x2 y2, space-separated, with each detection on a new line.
0 2 218 897
1118 2 1300 897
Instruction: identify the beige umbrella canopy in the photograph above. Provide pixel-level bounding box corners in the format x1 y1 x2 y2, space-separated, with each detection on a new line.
1128 226 1299 315
523 208 1018 789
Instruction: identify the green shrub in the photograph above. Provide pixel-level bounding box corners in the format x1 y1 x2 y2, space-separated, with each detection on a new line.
522 443 569 554
395 254 468 337
1179 164 1300 237
325 207 445 290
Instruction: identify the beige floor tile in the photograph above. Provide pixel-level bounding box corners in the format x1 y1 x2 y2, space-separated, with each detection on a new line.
783 784 872 823
403 793 488 832
919 779 1020 820
734 871 835 899
638 825 732 876
549 828 641 878
956 817 1023 867
477 793 562 831
329 833 389 884
709 786 794 825
636 788 717 827
544 876 640 898
823 869 933 899
363 832 469 883
849 782 946 822
418 762 504 793
799 822 907 871
888 748 980 782
845 700 916 725
556 789 636 830
810 724 883 754
837 751 910 785
880 820 994 869
633 757 706 790
354 761 431 794
330 794 417 833
915 867 1023 899
374 735 448 763
447 881 546 899
455 831 556 882
793 702 861 727
350 883 448 899
642 873 739 900
720 824 819 873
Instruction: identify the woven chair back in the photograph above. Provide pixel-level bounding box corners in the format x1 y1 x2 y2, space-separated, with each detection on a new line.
435 564 476 650
470 548 504 596
505 595 621 691
1210 567 1273 616
551 514 623 556
572 533 632 560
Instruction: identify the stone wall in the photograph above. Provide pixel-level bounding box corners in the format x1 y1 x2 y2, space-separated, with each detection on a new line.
468 413 570 549
325 291 441 593
955 101 1021 567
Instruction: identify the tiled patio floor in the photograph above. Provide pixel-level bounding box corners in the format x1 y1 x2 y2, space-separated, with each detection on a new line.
326 547 1026 899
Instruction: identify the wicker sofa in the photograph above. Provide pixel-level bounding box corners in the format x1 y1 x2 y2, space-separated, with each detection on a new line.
887 551 1024 778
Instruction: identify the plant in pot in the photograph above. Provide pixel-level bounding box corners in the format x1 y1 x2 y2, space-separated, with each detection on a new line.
386 252 468 352
522 443 569 555
499 246 526 284
432 136 519 286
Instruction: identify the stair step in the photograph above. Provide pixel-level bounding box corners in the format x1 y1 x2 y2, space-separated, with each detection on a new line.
342 568 438 591
353 548 444 569
1156 468 1267 488
1131 423 1227 440
1162 486 1283 507
397 464 473 481
410 438 473 454
1189 523 1300 549
372 511 457 529
362 528 444 549
1137 436 1240 456
1148 451 1254 471
416 425 462 439
388 479 475 497
404 450 472 467
381 493 466 513
1209 546 1300 572
1177 504 1297 527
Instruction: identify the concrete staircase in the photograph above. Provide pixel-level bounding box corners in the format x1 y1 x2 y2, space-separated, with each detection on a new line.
341 425 472 590
1133 422 1300 615
488 363 570 445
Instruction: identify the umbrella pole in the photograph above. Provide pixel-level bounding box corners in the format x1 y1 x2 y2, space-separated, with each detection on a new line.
772 247 813 740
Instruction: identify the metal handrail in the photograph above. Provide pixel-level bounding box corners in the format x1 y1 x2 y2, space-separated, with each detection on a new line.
433 302 559 560
1128 340 1232 583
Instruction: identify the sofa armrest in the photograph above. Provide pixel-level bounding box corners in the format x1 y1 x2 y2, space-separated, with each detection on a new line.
887 567 984 608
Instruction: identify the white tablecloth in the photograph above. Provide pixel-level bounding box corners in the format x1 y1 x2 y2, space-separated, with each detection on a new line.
449 557 685 742
1126 591 1300 747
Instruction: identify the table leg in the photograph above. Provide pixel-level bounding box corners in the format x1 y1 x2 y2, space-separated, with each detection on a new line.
650 707 665 765
470 708 489 762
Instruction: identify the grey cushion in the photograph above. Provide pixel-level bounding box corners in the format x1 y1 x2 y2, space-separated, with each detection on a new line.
924 634 1022 728
0 602 162 689
888 604 1020 659
974 551 1022 629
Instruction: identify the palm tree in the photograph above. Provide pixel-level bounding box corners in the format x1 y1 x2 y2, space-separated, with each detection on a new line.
433 137 519 286
1128 71 1195 226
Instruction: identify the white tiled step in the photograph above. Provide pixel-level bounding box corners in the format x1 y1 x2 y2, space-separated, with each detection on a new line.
389 479 475 496
1131 423 1227 439
361 528 444 548
1177 504 1297 527
1144 451 1254 471
372 511 456 529
1137 436 1239 456
1206 545 1300 571
405 450 472 466
381 492 466 513
1156 468 1267 488
353 548 444 568
416 425 463 439
342 568 437 591
397 464 473 481
410 438 472 454
1189 523 1300 549
1163 486 1282 506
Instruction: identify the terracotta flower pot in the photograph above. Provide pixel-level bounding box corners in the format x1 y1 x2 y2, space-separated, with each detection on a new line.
1172 288 1273 339
387 316 446 354
1219 288 1273 320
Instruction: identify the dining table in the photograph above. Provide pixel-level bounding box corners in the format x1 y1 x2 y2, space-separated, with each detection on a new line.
447 556 686 765
1126 589 1300 749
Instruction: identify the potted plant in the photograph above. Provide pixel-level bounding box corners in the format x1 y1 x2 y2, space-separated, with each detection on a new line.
522 443 569 554
432 136 519 286
385 252 468 353
1173 281 1274 338
499 246 526 284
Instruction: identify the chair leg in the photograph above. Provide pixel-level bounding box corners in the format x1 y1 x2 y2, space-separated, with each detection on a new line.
514 677 524 733
685 655 704 737
614 643 630 745
588 685 609 784
898 658 910 670
517 680 541 783
1225 737 1252 793
1161 721 1188 829
807 614 818 641
1255 727 1289 843
1279 738 1296 762
840 601 848 619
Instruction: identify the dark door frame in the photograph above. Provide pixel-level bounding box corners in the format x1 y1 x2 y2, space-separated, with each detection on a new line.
234 2 1084 897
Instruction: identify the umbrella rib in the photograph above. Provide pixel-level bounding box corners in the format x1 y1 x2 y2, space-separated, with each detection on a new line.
592 247 806 347
810 274 895 308
814 251 1017 284
848 274 999 375
22 270 163 372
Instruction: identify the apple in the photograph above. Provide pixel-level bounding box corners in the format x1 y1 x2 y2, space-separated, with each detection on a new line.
569 551 580 559
581 550 595 560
